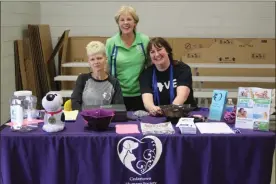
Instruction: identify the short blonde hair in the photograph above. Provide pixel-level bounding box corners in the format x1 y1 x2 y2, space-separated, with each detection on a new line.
86 41 106 56
114 5 139 24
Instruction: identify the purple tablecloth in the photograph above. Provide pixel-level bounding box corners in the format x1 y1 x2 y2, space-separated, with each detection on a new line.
1 110 275 184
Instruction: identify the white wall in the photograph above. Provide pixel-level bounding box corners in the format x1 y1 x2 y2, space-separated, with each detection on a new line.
40 1 275 47
1 2 40 124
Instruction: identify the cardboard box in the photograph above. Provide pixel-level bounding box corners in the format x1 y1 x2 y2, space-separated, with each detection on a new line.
173 38 215 61
178 38 275 64
62 36 275 91
235 39 275 64
66 36 108 62
174 38 275 89
65 36 174 63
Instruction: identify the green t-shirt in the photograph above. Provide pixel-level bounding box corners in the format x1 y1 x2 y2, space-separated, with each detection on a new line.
106 32 150 97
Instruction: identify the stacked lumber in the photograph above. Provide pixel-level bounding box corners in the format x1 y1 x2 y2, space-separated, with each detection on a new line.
13 24 69 108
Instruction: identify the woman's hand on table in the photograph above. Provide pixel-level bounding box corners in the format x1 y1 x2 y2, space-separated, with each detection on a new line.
141 93 163 116
147 105 162 116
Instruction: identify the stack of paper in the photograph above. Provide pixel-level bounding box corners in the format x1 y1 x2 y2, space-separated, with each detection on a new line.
196 122 234 134
115 124 140 134
140 122 175 135
176 118 197 134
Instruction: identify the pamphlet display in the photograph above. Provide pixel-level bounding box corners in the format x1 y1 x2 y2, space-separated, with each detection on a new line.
235 87 272 131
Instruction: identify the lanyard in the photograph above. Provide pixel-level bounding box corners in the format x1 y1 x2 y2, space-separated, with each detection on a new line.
110 43 147 78
110 45 118 78
152 63 175 105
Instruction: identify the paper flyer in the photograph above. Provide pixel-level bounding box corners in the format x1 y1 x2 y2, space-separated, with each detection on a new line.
140 122 175 135
235 87 272 131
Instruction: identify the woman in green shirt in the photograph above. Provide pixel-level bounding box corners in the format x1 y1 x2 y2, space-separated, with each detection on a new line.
106 5 150 111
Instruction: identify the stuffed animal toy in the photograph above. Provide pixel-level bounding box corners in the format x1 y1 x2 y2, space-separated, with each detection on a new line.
42 92 65 132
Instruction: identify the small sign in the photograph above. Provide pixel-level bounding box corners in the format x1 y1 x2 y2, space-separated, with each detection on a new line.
208 90 228 121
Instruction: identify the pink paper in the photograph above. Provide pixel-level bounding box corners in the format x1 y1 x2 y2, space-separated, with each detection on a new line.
115 124 140 134
6 119 43 126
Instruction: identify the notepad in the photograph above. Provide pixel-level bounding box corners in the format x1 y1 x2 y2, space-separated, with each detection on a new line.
115 124 140 134
196 122 234 134
64 110 79 121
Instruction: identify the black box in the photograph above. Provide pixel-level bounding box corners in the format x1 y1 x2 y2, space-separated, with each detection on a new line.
100 104 128 122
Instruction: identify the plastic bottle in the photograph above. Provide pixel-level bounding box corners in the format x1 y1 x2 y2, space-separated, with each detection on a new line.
10 90 37 127
10 91 25 130
225 99 235 112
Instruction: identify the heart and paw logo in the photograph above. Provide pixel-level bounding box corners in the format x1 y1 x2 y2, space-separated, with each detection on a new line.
117 136 162 175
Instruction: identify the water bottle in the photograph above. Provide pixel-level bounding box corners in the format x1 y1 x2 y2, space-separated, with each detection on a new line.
225 99 235 112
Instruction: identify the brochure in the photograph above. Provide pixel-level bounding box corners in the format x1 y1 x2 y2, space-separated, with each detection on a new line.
140 122 175 135
235 87 272 131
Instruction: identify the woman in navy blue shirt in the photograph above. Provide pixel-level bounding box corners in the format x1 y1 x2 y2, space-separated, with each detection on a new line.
139 37 196 116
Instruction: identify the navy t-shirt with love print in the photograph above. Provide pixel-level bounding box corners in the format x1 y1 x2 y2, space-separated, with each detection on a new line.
139 61 197 107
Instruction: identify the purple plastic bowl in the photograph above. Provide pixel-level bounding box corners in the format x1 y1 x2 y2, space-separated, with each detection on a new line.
80 109 115 131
